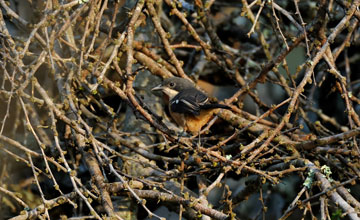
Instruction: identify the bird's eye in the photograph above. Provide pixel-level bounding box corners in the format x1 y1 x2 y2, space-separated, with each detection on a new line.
169 82 175 87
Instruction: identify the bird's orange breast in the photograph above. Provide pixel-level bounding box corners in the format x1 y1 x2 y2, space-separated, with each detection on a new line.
169 108 218 134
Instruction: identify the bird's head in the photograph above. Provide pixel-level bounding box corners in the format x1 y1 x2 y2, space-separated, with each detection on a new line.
152 77 195 99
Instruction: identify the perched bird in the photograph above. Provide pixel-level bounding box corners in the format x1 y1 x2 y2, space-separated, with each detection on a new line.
152 77 230 134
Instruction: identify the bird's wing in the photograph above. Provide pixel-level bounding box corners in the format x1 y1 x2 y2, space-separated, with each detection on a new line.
170 88 208 116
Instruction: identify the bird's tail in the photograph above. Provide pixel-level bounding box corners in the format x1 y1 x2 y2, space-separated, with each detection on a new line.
201 103 231 110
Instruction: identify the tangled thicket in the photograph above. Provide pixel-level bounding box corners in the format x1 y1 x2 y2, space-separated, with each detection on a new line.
1 0 360 219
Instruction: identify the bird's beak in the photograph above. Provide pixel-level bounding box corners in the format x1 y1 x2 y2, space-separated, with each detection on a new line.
152 84 179 99
151 84 164 92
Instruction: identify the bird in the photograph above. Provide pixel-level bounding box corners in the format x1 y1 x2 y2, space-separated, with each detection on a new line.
152 77 231 134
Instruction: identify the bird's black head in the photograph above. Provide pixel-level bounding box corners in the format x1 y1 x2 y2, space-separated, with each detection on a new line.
161 77 195 91
152 77 195 99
